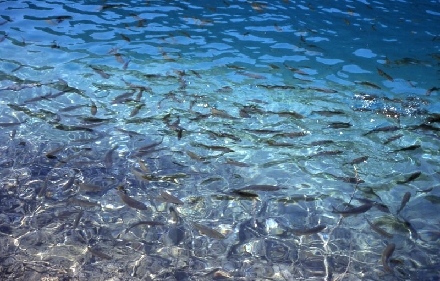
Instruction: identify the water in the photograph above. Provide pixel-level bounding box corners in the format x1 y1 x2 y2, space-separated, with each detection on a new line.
0 0 439 280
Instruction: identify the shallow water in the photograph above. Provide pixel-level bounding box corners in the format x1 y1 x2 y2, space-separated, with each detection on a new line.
0 0 439 280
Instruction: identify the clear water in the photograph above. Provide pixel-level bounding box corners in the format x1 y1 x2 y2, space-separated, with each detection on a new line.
0 0 439 280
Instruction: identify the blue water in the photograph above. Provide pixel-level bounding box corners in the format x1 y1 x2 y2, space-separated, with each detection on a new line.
0 0 439 280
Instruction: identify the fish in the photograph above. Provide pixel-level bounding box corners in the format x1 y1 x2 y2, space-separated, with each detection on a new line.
266 140 295 147
125 221 165 233
309 140 334 146
384 134 404 144
236 71 266 79
274 111 305 119
141 173 188 183
0 33 7 43
90 101 97 116
308 86 338 93
185 150 207 161
211 108 236 119
117 187 149 210
377 67 394 82
89 65 110 79
120 33 131 42
327 122 352 129
345 156 369 165
156 191 184 205
274 132 308 138
72 210 83 229
68 198 101 208
192 222 226 239
289 224 326 236
354 81 381 89
331 203 373 217
230 190 258 198
381 243 395 273
87 246 112 260
62 176 76 191
0 83 41 91
397 171 421 184
104 145 119 169
123 59 131 70
225 158 249 167
364 125 400 135
192 143 234 153
136 138 164 152
396 192 411 214
402 218 419 240
393 144 421 152
129 103 145 117
366 218 393 238
426 87 439 96
309 150 343 158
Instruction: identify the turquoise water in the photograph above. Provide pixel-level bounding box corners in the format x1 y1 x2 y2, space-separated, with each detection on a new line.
0 0 439 280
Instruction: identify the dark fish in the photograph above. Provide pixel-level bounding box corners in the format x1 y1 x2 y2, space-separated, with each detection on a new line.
89 65 110 79
54 124 94 132
129 103 144 118
355 81 381 89
230 190 258 198
211 108 236 119
345 156 369 165
62 176 76 191
384 134 404 144
401 218 419 240
426 87 439 96
125 221 165 233
308 86 338 93
381 243 395 273
266 140 295 147
309 150 343 158
309 140 334 146
236 71 266 79
104 145 119 169
328 122 352 129
331 203 373 217
397 171 421 184
377 67 394 82
393 144 421 152
289 224 326 236
245 129 282 134
364 125 400 135
192 222 226 239
274 131 308 138
274 111 305 119
68 198 101 208
156 191 184 205
87 246 112 260
137 138 164 152
311 110 345 117
120 33 131 42
90 101 97 116
366 218 393 238
117 187 149 210
225 158 249 167
0 121 24 128
72 210 83 229
141 173 188 183
396 192 411 214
